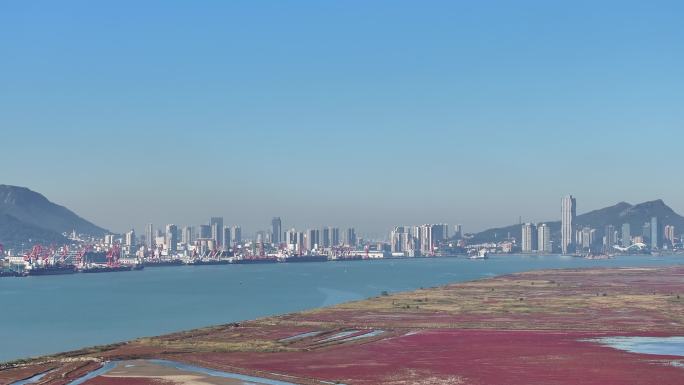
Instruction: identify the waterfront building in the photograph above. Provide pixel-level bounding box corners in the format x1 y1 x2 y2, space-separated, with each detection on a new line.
306 228 319 251
145 223 154 249
210 217 224 246
454 224 463 239
621 223 631 247
537 223 552 253
125 229 136 249
604 225 616 247
222 226 232 250
231 225 242 244
199 224 211 239
271 217 282 245
181 226 194 244
166 224 178 253
561 195 576 254
664 225 675 246
651 217 660 250
345 228 357 246
329 227 340 247
521 223 537 252
321 227 331 248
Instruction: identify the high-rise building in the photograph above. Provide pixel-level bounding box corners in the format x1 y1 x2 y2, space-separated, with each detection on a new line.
210 217 224 246
231 225 242 244
166 224 178 254
521 223 537 252
329 227 340 247
604 225 616 247
537 223 552 253
125 229 136 249
271 217 282 245
344 228 357 246
579 227 596 249
561 195 576 254
222 226 232 250
454 224 463 239
650 217 660 250
664 225 675 246
321 227 330 248
306 229 319 251
621 223 631 247
181 226 194 244
198 224 211 239
145 223 154 249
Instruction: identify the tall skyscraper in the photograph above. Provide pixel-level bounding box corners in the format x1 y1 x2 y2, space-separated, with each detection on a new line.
604 225 616 247
125 229 136 249
231 225 242 244
222 226 232 250
320 227 330 248
210 217 224 246
537 223 552 253
454 224 463 239
181 226 194 244
271 217 282 245
329 227 340 247
345 228 357 246
198 224 211 239
621 223 631 247
521 223 537 252
664 225 675 246
650 217 660 250
165 224 178 254
145 223 154 249
306 228 319 251
561 195 576 254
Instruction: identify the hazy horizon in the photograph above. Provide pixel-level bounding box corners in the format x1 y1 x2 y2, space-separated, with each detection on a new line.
2 1 683 236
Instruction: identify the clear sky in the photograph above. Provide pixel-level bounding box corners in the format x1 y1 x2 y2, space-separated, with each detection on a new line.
1 1 683 237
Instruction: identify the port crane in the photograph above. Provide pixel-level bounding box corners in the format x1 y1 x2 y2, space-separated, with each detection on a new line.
106 244 122 267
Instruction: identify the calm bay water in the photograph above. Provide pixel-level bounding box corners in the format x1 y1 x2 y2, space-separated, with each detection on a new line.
1 254 683 363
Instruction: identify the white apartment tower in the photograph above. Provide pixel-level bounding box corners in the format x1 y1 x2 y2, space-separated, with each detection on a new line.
561 195 576 255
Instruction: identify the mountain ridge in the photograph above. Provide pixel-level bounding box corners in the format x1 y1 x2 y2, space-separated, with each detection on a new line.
0 185 109 249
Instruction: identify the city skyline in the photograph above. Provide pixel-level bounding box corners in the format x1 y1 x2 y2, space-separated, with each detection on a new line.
2 2 684 235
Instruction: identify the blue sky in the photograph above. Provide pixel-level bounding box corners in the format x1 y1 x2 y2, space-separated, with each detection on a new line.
1 1 683 237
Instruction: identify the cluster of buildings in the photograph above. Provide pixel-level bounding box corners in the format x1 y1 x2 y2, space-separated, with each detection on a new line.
116 217 363 259
388 224 454 257
521 195 682 255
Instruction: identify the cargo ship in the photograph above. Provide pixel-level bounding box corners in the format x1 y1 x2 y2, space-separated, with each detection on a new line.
234 257 278 264
283 255 329 263
144 259 184 267
0 270 25 278
186 259 231 266
26 265 77 276
80 265 133 273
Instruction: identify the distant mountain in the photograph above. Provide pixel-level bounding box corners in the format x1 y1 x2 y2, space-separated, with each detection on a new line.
0 214 67 248
0 185 109 249
470 200 684 245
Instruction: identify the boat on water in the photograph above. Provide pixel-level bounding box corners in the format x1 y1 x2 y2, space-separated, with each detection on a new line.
0 270 25 277
283 255 329 263
186 259 231 266
26 265 77 276
468 249 489 260
144 259 185 267
234 257 278 264
80 265 134 273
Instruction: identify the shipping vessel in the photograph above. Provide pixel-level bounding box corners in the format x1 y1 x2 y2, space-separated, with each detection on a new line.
283 255 329 263
186 259 231 266
80 265 133 273
26 265 77 276
234 257 278 264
